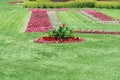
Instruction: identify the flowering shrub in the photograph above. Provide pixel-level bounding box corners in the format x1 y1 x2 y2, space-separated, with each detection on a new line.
34 24 85 44
26 9 52 32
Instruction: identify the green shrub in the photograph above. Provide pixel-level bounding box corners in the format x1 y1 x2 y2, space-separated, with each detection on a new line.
29 0 36 1
23 1 38 8
36 0 51 2
23 0 96 8
23 0 120 8
95 1 120 9
48 24 74 39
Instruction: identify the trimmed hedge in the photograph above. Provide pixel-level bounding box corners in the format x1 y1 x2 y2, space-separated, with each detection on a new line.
23 0 96 8
95 1 120 9
23 0 120 9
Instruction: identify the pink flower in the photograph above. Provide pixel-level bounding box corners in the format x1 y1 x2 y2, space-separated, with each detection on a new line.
26 9 53 32
84 10 113 21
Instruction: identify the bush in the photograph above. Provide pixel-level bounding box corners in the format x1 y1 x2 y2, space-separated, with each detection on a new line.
23 1 38 8
23 0 96 8
23 0 120 9
48 24 74 39
95 1 120 9
29 0 36 1
36 0 51 2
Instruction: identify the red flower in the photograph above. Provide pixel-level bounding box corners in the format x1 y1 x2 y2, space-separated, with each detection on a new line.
34 36 85 44
62 23 66 28
26 9 53 32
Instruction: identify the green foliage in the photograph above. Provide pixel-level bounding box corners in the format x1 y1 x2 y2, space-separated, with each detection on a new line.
29 0 36 1
36 0 51 2
23 0 96 8
23 1 38 8
71 1 95 8
95 1 120 9
48 25 74 39
23 0 120 8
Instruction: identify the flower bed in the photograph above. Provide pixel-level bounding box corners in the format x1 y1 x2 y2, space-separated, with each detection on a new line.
75 30 120 35
34 36 84 44
47 11 61 29
25 9 53 32
34 24 85 44
80 10 120 24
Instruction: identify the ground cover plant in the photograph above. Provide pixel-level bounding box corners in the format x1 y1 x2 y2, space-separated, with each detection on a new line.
25 9 52 32
1 0 120 80
79 9 120 24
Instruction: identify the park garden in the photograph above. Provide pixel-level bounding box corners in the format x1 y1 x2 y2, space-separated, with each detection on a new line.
0 0 120 80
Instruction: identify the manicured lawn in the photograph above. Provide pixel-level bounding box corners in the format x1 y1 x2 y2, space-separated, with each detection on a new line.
57 10 120 31
0 0 120 80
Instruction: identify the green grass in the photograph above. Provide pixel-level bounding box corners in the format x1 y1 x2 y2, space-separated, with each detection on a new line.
97 8 120 19
57 10 120 31
0 0 120 80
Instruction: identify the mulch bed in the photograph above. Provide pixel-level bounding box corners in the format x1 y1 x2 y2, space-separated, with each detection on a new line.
75 30 120 35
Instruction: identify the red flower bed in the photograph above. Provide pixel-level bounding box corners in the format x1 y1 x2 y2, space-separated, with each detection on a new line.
75 30 120 35
26 9 52 32
84 10 113 21
34 36 85 44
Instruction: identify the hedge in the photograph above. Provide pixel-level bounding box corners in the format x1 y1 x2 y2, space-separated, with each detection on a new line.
23 0 120 9
95 1 120 9
23 1 96 8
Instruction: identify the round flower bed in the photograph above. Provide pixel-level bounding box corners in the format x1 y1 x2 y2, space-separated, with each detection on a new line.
34 36 84 44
